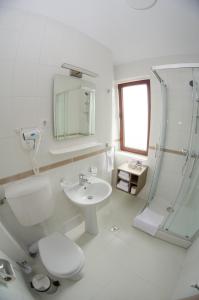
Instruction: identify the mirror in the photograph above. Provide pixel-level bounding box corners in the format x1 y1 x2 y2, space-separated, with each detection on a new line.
53 75 95 140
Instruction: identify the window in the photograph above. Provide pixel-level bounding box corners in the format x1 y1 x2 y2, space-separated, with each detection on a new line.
118 79 151 155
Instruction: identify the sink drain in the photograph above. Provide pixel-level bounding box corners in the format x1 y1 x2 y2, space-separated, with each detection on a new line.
87 195 93 200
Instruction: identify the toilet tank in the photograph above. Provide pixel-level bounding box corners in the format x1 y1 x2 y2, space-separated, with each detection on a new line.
5 176 54 227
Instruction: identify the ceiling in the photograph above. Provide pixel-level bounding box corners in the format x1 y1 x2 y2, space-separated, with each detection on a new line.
1 0 199 65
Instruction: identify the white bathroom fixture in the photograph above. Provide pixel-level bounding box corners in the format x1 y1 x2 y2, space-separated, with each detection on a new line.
126 0 157 10
38 232 84 280
18 126 44 175
65 176 112 206
5 176 85 280
61 63 98 78
5 176 54 227
63 176 112 234
49 142 103 155
134 207 164 236
20 128 41 151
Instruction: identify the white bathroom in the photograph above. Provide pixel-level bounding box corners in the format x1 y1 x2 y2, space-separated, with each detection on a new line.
0 1 199 299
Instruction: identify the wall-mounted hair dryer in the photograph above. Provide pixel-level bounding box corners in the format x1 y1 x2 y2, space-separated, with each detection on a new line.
20 127 43 175
21 128 41 151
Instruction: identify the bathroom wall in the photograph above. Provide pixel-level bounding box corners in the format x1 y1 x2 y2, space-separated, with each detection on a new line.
0 7 113 178
0 8 113 249
172 236 199 299
113 54 199 206
0 221 27 261
0 248 36 300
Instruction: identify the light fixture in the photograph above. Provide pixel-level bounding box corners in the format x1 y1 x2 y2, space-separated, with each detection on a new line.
61 63 98 78
126 0 157 10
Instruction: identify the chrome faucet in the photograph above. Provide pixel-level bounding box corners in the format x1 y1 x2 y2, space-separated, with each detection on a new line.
79 173 88 186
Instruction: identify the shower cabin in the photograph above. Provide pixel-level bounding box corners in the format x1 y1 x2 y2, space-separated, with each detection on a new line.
138 63 199 248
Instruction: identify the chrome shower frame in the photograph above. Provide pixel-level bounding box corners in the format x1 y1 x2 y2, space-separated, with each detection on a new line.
150 63 199 248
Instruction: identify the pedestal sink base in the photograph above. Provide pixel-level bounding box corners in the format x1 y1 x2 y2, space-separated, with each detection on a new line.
83 206 98 235
63 177 112 235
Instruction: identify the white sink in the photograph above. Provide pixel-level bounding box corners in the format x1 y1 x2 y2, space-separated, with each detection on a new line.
64 177 112 207
63 177 112 234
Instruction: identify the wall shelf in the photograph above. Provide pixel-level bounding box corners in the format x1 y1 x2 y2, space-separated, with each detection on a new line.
49 142 103 155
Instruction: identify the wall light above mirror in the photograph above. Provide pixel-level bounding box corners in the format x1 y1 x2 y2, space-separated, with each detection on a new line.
53 75 96 140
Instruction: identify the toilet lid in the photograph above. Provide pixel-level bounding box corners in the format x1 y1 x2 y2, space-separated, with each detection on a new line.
38 233 85 277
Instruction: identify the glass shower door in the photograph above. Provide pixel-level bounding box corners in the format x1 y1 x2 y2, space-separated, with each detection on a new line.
162 69 199 239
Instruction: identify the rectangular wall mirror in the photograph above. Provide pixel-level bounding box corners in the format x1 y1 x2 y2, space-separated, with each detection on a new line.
53 75 95 140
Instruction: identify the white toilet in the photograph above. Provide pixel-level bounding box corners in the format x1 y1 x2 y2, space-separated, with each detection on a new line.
5 176 85 280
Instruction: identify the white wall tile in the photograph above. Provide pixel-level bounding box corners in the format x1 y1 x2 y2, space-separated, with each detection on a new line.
16 14 46 63
0 136 31 178
0 8 25 30
0 8 113 252
0 97 52 139
13 62 39 97
39 20 66 66
0 28 19 60
36 64 57 98
12 97 52 128
0 222 27 261
0 60 14 97
0 97 12 138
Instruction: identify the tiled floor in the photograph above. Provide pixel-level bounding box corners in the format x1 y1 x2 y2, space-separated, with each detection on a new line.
40 189 186 300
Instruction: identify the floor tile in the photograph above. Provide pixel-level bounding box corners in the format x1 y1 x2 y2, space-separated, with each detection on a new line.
39 188 186 300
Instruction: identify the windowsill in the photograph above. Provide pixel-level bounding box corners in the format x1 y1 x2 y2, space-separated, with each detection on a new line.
115 150 148 162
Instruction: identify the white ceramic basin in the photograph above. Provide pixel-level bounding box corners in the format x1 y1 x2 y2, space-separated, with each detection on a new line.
64 177 112 207
63 177 112 235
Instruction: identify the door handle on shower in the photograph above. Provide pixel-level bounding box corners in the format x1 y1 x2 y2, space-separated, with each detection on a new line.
189 154 198 178
181 148 189 175
155 143 158 158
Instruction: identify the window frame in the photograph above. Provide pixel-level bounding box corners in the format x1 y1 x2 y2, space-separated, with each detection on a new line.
118 79 151 156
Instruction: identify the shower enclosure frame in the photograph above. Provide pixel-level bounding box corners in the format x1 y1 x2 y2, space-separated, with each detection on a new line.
150 63 199 248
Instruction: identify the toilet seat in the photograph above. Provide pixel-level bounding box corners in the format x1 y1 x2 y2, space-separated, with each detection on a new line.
38 232 85 278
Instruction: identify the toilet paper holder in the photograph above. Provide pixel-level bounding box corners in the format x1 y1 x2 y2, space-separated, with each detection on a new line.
0 259 16 283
